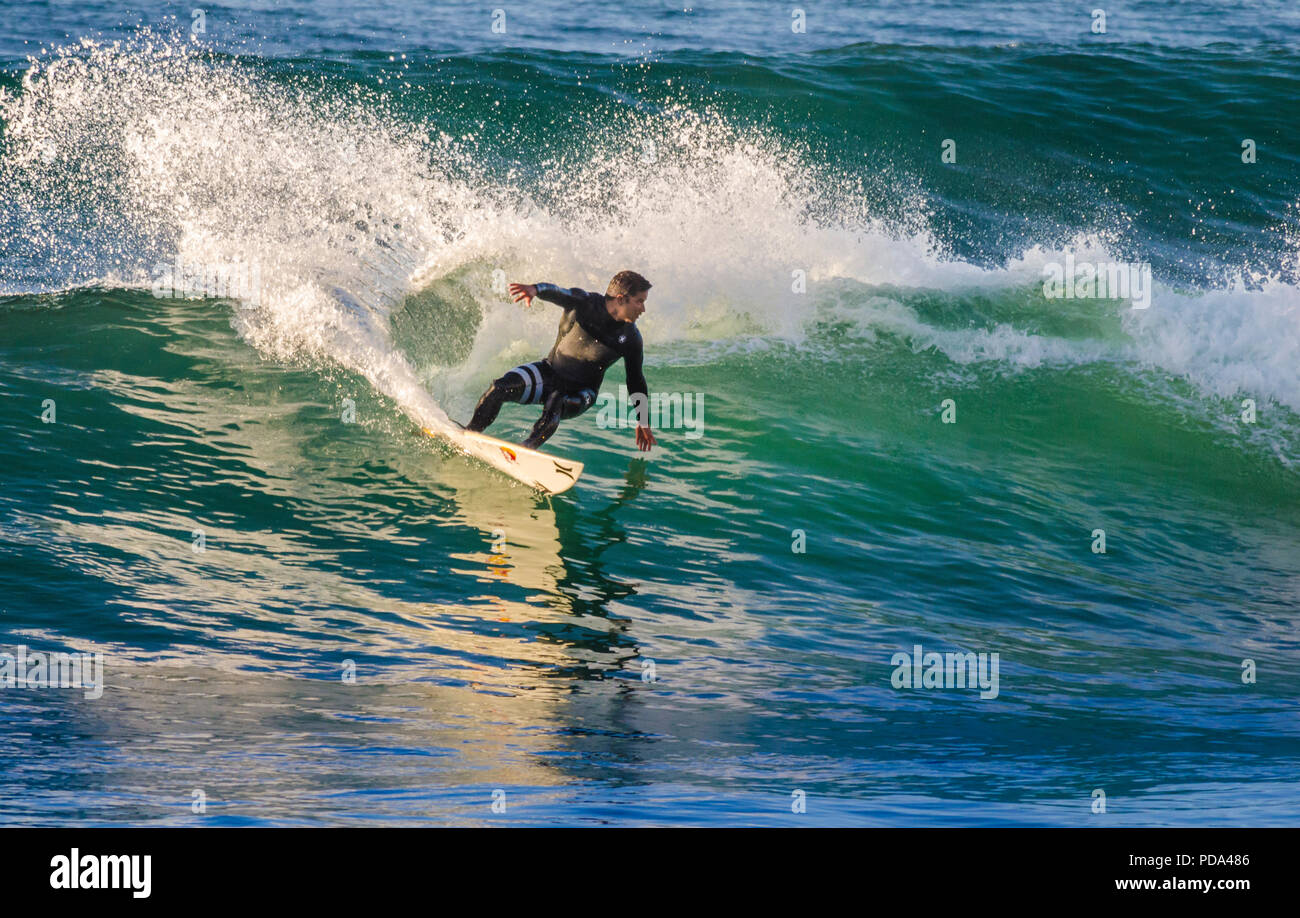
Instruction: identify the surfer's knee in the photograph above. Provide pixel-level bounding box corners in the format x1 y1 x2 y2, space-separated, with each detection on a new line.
560 388 597 420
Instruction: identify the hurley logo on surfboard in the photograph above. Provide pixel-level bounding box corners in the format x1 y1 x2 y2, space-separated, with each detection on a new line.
422 426 585 495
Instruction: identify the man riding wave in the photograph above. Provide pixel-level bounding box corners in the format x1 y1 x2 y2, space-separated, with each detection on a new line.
465 270 657 452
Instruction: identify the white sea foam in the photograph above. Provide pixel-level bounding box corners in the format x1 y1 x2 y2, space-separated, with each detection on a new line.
2 35 1295 439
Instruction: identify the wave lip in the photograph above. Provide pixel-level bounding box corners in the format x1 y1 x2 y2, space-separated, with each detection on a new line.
3 32 1296 462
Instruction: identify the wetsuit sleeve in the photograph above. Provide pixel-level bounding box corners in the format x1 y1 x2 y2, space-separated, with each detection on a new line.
534 283 589 310
624 336 650 427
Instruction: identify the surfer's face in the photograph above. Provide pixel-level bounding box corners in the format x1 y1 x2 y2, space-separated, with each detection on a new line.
611 291 648 322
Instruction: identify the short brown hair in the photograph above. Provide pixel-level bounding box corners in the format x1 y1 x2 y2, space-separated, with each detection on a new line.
607 270 652 298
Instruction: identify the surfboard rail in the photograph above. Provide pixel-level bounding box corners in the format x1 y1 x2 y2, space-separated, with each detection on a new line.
421 425 584 495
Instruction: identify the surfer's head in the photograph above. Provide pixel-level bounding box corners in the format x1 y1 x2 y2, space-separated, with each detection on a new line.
605 270 651 322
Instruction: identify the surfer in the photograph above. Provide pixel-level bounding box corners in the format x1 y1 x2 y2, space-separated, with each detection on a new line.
465 270 658 452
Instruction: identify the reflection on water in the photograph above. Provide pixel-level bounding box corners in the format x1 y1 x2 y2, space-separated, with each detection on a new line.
6 294 1299 826
0 455 668 825
441 454 652 685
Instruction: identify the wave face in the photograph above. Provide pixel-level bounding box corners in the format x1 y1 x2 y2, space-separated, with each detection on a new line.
1 7 1298 826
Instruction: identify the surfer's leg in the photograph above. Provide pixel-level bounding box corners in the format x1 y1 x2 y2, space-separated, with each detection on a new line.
465 368 531 432
559 388 598 420
521 388 596 449
522 390 565 448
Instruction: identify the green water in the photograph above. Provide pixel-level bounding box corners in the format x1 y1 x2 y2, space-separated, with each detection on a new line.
1 3 1298 825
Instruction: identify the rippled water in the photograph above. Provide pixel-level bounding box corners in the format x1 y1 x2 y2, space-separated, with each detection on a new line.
1 1 1298 825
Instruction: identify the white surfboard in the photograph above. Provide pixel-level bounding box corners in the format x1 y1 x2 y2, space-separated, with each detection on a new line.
421 424 584 495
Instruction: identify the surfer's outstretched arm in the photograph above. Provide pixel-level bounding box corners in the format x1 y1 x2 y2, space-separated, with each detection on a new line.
507 282 589 310
533 283 591 310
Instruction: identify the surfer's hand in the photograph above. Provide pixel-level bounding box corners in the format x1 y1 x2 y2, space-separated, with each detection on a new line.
635 425 657 452
508 283 537 307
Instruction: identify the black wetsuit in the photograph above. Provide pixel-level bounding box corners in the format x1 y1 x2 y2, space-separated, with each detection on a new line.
466 283 648 448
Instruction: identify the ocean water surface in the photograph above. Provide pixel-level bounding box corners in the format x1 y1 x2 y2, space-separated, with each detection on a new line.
1 1 1298 825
